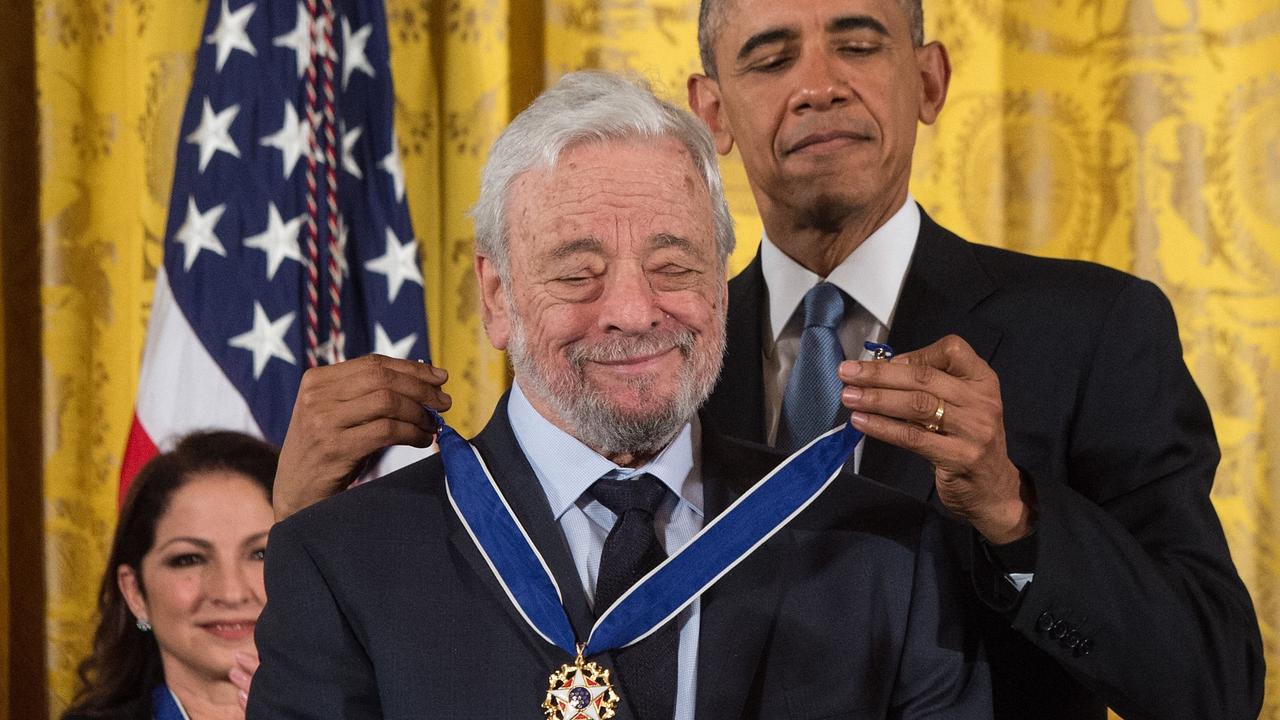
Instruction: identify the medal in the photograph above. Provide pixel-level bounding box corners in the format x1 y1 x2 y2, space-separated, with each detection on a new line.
542 643 620 720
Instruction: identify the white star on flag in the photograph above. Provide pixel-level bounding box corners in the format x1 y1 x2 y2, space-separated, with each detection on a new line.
228 302 297 379
373 323 417 359
364 228 423 303
341 124 363 179
379 144 405 202
174 197 228 271
243 203 304 280
314 335 340 366
341 18 376 88
273 2 313 79
334 219 351 278
548 668 611 720
186 98 241 173
260 102 312 178
206 0 257 72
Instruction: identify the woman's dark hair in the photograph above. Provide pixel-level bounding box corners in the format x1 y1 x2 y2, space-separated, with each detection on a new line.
62 430 277 719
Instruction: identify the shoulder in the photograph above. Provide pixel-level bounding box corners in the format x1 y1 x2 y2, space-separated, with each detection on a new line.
923 218 1174 337
271 453 448 549
937 220 1138 297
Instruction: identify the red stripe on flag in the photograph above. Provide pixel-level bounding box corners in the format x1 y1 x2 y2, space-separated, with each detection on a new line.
119 413 159 506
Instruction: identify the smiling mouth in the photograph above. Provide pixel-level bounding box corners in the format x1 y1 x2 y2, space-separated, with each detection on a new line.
589 348 678 372
786 131 873 155
199 621 257 640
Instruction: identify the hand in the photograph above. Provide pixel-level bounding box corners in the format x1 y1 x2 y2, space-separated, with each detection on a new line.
838 335 1035 544
230 651 259 710
275 354 451 520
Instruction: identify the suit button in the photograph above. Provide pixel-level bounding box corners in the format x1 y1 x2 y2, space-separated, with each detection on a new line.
1036 611 1055 633
1075 638 1093 657
1062 631 1082 649
1050 620 1069 640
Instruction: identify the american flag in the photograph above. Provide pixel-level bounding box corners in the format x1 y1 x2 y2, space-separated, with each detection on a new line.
120 0 430 495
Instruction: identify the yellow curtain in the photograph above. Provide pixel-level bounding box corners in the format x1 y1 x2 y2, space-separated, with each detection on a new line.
11 0 1279 717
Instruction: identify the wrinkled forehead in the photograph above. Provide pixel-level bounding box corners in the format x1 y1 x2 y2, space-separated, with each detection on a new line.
506 137 717 252
710 0 911 40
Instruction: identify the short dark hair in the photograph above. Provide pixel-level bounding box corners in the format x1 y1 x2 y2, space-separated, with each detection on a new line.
63 431 277 719
698 0 925 78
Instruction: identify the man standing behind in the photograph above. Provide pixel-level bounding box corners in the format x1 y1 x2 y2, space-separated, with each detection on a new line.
247 71 989 719
688 1 1262 719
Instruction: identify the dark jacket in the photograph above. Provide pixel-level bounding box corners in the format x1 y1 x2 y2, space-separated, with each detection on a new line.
248 395 991 719
704 209 1264 720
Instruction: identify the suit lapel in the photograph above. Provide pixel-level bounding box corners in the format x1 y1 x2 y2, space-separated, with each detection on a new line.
863 208 1004 502
445 396 597 654
705 253 768 443
694 429 789 719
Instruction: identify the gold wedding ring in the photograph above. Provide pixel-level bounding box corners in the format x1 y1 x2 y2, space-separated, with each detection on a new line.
923 399 945 433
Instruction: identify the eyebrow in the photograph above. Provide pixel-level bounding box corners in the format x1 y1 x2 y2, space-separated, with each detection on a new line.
736 27 797 63
157 537 213 551
829 15 890 37
736 15 891 62
156 531 269 552
549 237 604 260
652 233 707 260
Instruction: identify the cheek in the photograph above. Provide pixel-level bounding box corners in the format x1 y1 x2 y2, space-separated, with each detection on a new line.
658 289 721 334
519 303 594 349
147 573 204 620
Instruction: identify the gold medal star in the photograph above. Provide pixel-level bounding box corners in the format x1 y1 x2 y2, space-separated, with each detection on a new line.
548 666 611 720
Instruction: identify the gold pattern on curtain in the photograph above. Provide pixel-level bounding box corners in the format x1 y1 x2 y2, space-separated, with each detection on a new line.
11 0 1279 718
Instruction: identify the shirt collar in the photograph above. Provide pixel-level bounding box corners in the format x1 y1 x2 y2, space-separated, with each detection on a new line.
506 381 701 520
760 194 920 342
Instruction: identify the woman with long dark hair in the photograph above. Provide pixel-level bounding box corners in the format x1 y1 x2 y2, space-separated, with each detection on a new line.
63 431 277 720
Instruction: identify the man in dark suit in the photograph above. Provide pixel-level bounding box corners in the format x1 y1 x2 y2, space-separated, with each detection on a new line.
246 71 990 719
254 2 1263 718
685 1 1263 718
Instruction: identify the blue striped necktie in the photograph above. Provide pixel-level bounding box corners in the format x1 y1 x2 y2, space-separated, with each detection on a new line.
777 282 848 452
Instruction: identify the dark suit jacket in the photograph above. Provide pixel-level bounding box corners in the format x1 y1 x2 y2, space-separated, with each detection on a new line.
247 396 991 719
704 209 1264 720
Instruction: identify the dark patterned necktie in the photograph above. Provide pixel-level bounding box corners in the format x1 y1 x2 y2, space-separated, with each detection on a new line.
589 471 677 720
777 282 848 452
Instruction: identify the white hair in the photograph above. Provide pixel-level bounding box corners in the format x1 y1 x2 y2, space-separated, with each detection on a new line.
470 71 735 276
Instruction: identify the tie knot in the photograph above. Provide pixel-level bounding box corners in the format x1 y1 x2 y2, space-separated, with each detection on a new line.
802 282 846 330
589 472 668 518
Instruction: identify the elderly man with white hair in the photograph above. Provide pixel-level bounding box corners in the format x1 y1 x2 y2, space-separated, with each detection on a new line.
246 71 990 720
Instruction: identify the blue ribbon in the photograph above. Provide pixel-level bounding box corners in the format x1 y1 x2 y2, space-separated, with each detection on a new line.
152 684 186 720
439 413 862 657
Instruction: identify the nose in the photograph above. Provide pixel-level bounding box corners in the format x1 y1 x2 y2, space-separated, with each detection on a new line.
788 49 851 114
598 266 664 334
207 560 258 606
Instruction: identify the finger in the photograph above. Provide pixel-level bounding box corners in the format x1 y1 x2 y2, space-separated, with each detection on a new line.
838 357 967 400
841 385 952 428
234 650 259 672
340 416 437 453
317 386 445 434
299 359 452 410
849 410 967 467
892 335 992 382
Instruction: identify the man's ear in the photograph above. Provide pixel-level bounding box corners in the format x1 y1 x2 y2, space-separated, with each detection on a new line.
916 41 951 125
475 254 511 350
117 564 149 625
688 74 735 156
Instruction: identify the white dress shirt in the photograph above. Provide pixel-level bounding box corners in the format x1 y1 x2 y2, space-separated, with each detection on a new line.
507 381 704 720
760 194 920 471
